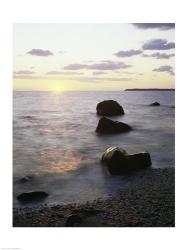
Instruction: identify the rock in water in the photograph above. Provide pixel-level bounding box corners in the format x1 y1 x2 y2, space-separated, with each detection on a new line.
102 147 151 175
17 191 48 203
96 117 132 134
96 100 124 116
19 175 33 183
150 102 160 106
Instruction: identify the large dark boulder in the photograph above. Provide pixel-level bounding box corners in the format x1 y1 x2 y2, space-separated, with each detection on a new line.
96 100 124 116
17 191 48 203
101 147 151 175
150 102 160 106
96 117 132 134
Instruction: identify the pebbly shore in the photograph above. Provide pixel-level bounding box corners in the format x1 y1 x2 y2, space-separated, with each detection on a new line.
13 167 175 227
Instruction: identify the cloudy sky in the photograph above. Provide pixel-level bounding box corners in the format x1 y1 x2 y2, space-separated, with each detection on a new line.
13 23 175 91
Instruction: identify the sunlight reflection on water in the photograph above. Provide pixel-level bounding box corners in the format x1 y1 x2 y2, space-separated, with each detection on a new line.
32 151 91 174
13 91 175 207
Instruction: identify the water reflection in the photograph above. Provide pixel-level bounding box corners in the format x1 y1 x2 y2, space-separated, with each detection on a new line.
32 150 92 174
13 91 175 207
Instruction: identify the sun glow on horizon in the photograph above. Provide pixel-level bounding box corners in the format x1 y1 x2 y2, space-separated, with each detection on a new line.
13 24 175 91
49 81 68 93
52 85 64 93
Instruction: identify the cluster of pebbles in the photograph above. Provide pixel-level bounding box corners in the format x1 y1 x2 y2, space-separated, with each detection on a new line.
13 168 175 227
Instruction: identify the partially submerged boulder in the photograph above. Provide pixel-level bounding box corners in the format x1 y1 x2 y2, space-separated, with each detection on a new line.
17 191 48 203
96 100 124 116
96 117 132 134
19 175 33 183
102 147 151 175
150 102 160 106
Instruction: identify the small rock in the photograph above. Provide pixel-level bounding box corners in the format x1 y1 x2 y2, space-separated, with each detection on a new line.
65 214 82 227
17 191 48 203
149 102 160 106
20 115 34 119
19 175 33 183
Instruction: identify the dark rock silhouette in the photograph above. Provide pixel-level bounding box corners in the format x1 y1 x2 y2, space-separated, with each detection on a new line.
65 209 102 227
125 88 174 91
65 214 82 226
20 115 34 119
96 117 131 134
19 175 33 183
102 147 151 175
17 191 48 203
96 100 124 116
150 102 160 106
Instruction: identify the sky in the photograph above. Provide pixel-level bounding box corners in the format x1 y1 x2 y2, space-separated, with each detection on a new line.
13 23 175 91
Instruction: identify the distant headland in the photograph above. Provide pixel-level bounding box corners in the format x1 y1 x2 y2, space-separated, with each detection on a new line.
125 88 175 91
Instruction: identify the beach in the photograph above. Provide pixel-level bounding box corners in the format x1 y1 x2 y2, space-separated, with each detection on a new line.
13 167 174 227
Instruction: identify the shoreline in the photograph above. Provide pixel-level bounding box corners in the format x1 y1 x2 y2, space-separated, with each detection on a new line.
13 167 175 227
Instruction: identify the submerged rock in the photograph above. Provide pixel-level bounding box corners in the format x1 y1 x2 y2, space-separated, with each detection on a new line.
17 191 48 203
96 117 132 134
96 100 124 116
150 102 160 106
102 147 151 175
20 115 34 119
19 175 33 183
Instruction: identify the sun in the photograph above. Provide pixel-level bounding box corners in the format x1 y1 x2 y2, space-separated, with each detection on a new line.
52 83 65 93
53 86 62 93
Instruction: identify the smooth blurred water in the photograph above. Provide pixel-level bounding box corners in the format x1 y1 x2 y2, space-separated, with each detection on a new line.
13 90 175 207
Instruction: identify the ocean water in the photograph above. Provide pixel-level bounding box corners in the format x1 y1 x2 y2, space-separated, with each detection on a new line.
13 91 175 207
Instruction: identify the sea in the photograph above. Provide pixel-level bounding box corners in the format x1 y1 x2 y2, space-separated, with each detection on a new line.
13 90 175 207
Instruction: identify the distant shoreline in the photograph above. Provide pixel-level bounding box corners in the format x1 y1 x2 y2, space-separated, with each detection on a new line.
125 88 175 91
13 89 175 92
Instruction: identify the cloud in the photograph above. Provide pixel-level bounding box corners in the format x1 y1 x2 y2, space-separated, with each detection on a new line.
115 71 143 76
152 65 174 75
92 71 107 75
142 39 175 50
132 23 175 30
114 49 142 57
13 74 133 82
63 64 88 70
73 77 133 83
143 52 175 59
13 75 43 79
46 71 84 75
13 70 35 74
27 49 53 56
64 61 131 70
